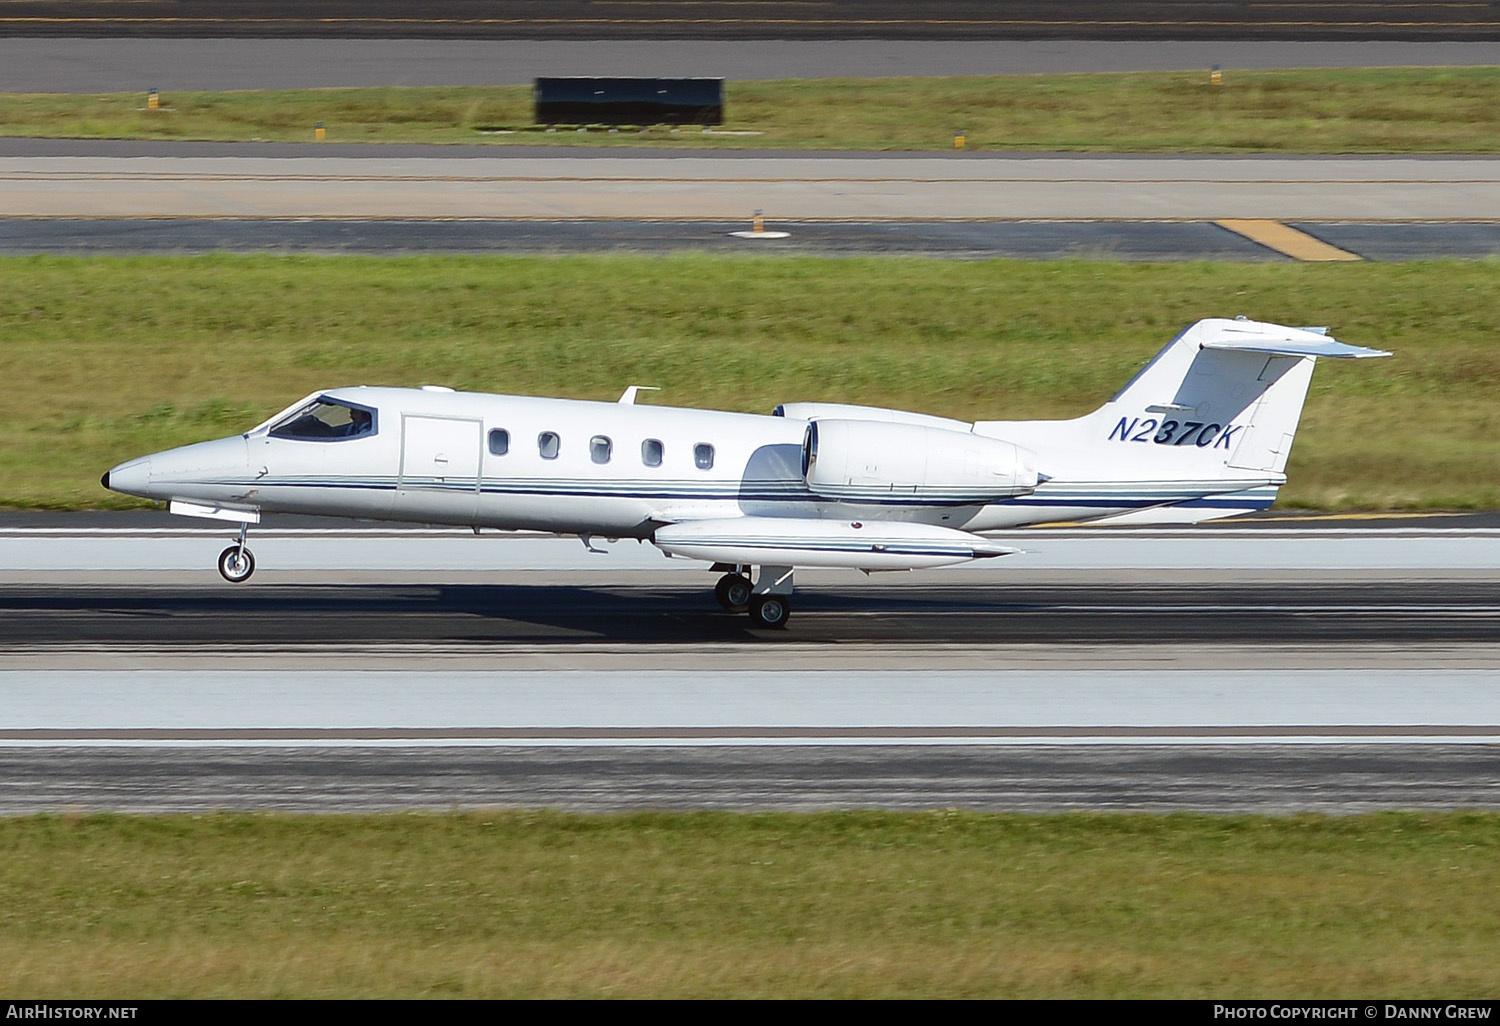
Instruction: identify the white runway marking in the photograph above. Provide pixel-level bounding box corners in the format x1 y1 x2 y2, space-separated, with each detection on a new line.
2 669 1498 747
5 529 1500 573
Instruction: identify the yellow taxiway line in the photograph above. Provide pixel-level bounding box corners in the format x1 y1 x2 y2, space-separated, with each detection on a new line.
1215 218 1362 261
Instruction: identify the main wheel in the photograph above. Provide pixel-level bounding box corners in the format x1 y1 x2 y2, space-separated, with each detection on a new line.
217 545 255 583
748 594 790 629
714 573 753 612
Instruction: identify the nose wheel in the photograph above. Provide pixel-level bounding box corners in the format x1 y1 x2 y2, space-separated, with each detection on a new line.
217 522 255 583
218 545 255 583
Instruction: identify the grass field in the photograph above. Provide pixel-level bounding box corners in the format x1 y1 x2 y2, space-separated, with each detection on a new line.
2 810 1497 998
6 67 1500 152
1 254 1495 512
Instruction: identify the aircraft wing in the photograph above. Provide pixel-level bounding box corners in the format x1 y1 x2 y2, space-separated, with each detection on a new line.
652 517 1017 571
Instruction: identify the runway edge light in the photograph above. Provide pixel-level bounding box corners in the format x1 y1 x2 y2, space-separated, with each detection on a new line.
729 209 790 239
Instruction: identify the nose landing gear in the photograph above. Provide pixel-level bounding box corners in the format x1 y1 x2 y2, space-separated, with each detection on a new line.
217 522 255 583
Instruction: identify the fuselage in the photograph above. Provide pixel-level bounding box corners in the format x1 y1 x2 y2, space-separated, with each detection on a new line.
97 318 1388 627
103 385 1280 534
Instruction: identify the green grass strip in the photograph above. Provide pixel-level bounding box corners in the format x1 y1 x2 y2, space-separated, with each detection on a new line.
1 253 1496 512
8 68 1500 152
2 810 1498 997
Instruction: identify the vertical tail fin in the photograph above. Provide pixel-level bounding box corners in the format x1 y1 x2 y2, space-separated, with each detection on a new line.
971 318 1389 525
1093 317 1388 475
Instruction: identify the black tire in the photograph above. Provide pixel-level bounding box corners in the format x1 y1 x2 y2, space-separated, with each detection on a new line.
748 594 790 628
217 545 255 583
714 573 753 612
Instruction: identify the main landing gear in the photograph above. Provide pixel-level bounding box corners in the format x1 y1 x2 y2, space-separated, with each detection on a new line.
217 522 256 583
714 572 753 612
712 564 793 629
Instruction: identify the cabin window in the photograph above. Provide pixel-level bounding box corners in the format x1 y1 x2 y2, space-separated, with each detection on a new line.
694 443 715 471
538 431 560 459
641 438 664 467
269 397 376 441
590 435 612 464
488 428 509 456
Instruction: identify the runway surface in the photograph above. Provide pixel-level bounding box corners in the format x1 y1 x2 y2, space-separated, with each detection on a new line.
8 519 1500 646
8 663 1497 739
1 524 1498 813
9 577 1500 646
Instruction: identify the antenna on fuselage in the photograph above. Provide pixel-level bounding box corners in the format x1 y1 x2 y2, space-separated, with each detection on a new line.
617 385 661 405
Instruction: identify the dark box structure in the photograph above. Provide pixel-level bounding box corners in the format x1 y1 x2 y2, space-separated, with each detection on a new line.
534 77 724 126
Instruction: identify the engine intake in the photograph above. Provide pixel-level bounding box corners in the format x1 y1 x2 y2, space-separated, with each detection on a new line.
803 419 1039 504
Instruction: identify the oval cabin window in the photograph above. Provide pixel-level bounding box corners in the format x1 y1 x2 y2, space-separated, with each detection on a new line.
590 435 612 464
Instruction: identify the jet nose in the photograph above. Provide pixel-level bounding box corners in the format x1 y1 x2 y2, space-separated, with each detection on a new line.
103 456 151 498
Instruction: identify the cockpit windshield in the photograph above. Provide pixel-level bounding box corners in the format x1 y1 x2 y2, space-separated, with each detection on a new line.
269 398 377 441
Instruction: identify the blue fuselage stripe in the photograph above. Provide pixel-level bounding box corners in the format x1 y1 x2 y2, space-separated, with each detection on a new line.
171 476 1277 512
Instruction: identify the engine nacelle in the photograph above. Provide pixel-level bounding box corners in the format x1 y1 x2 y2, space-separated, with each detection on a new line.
803 419 1039 504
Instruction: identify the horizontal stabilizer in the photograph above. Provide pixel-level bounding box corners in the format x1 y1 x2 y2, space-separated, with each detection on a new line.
1199 320 1389 359
1201 337 1389 359
654 517 1016 571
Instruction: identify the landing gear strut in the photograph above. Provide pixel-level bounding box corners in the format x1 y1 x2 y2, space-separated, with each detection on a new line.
217 522 255 583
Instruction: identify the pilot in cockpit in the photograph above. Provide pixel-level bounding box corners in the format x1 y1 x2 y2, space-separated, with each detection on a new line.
271 399 375 440
337 408 374 437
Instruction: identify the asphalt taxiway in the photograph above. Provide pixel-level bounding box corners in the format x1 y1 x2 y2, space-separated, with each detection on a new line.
2 744 1494 815
4 215 1499 261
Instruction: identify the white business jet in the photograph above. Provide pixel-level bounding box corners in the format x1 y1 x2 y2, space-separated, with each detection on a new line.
103 317 1387 627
